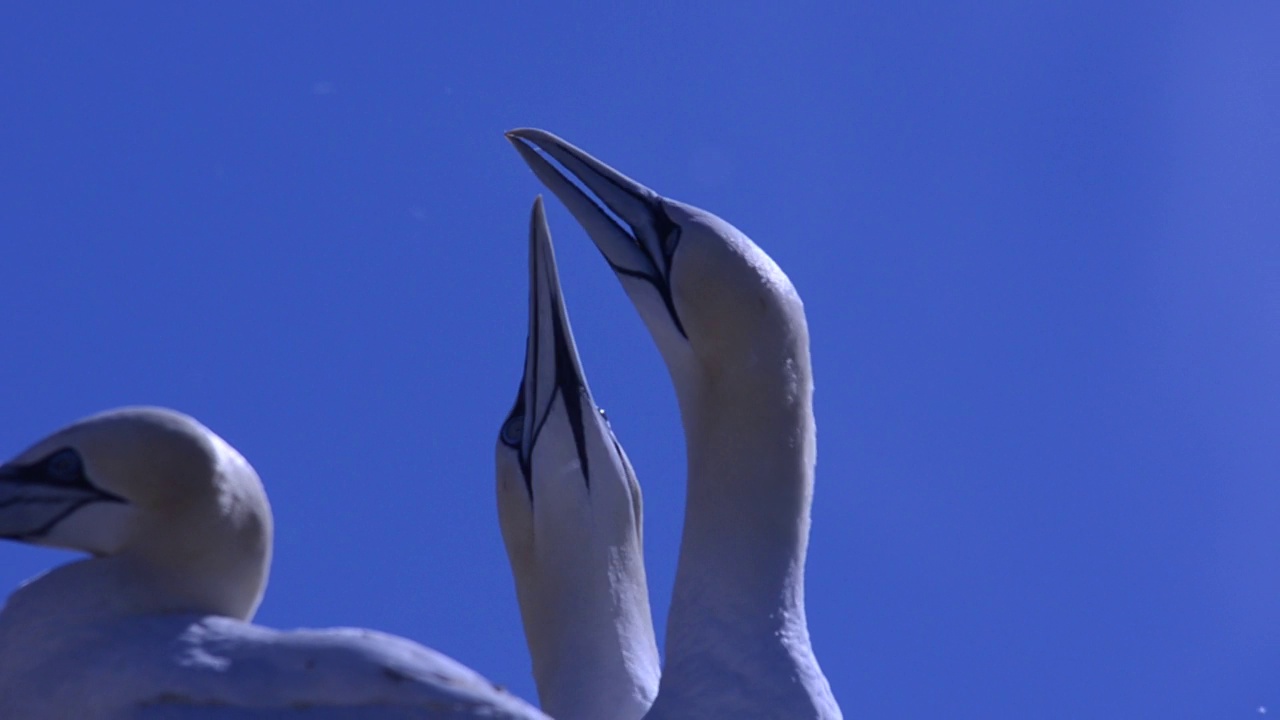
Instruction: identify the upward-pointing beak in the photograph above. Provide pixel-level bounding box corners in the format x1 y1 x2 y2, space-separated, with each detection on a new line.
506 129 687 338
500 196 597 498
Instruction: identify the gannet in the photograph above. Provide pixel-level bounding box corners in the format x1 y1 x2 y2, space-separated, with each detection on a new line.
0 406 551 719
495 197 660 720
507 130 843 719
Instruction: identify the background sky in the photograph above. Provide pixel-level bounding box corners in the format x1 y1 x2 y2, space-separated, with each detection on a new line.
1 3 1277 717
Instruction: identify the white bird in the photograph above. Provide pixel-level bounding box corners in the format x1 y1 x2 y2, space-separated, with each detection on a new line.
495 197 660 720
0 406 551 719
507 129 843 719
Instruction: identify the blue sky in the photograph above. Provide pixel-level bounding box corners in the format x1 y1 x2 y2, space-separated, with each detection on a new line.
1 3 1276 717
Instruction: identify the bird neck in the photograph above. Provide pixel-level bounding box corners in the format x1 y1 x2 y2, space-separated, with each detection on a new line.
2 551 246 624
519 545 659 720
3 557 157 621
655 345 834 716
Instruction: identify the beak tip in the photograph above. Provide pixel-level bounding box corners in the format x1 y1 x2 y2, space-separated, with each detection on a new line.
505 128 536 143
530 195 547 225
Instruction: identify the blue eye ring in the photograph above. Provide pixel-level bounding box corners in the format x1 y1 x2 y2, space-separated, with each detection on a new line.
501 415 524 447
44 448 83 484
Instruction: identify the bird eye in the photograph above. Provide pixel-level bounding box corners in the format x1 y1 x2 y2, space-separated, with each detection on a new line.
501 415 524 447
662 227 681 259
654 204 681 261
44 448 83 484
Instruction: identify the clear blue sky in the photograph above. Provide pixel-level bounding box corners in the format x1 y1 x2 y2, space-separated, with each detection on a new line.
1 3 1276 717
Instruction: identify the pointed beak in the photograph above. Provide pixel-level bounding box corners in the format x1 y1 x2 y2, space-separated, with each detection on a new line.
0 455 126 541
506 128 687 338
499 196 597 498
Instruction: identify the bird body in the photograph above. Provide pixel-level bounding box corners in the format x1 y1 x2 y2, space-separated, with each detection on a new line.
0 408 549 719
495 197 659 720
1 128 843 719
508 129 842 719
2 609 542 719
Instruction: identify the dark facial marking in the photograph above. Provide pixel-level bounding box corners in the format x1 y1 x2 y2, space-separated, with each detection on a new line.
0 448 126 540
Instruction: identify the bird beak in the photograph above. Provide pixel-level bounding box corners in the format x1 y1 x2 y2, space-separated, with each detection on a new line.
505 129 687 338
0 457 126 542
500 196 598 498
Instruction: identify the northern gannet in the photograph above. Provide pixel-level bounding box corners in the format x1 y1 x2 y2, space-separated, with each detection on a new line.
507 130 843 719
0 407 550 719
495 197 660 720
